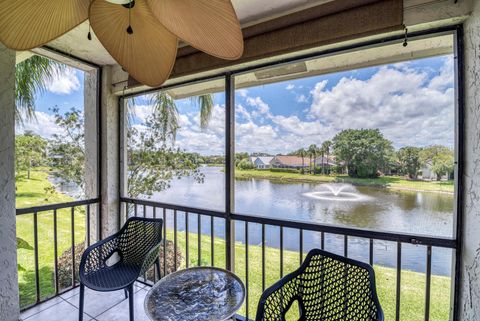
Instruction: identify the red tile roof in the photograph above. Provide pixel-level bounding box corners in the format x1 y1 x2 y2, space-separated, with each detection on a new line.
272 155 310 167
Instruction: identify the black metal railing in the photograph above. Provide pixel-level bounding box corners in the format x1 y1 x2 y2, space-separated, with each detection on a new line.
16 196 458 320
120 197 458 321
16 198 100 311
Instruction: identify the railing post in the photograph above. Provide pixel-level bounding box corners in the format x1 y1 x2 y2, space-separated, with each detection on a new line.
119 96 128 228
225 73 236 272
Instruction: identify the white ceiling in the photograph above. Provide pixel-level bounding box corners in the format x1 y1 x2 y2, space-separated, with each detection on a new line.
42 0 333 66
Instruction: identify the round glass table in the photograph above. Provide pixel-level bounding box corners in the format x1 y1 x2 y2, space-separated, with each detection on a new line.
144 267 245 321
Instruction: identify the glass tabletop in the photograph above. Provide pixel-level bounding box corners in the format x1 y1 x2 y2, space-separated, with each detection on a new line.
144 267 245 321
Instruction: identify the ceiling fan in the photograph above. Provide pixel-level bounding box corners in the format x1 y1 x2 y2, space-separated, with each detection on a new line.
0 0 244 87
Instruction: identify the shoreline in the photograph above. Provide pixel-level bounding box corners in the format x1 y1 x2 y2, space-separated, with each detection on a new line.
234 170 454 195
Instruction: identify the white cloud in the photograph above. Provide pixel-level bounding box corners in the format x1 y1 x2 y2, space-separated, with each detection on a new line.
237 89 249 97
296 94 308 103
46 67 81 95
174 104 226 154
127 57 455 155
235 121 279 153
246 97 270 114
286 84 295 90
131 104 153 123
178 114 191 127
308 60 454 148
428 56 454 91
16 111 65 138
270 115 330 137
236 104 252 122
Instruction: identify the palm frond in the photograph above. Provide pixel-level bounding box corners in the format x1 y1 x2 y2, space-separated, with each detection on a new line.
15 56 65 124
150 91 179 142
198 94 214 129
190 94 214 129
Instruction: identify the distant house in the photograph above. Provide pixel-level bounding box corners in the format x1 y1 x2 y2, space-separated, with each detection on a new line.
250 156 274 169
271 155 310 169
314 156 337 168
420 161 449 181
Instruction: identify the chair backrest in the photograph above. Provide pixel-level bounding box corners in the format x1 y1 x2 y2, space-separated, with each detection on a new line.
117 217 163 267
256 249 383 321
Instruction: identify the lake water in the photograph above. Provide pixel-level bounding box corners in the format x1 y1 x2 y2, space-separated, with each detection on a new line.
151 167 454 276
49 175 83 199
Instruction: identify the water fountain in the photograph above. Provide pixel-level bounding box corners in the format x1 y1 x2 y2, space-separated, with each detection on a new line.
303 183 371 202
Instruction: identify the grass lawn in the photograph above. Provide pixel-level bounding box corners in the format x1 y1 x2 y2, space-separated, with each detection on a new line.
16 169 86 308
235 169 454 194
16 169 451 321
169 229 451 321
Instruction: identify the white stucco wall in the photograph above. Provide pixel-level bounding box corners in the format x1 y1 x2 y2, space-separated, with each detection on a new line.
0 43 20 321
460 2 480 320
84 69 101 243
100 66 120 238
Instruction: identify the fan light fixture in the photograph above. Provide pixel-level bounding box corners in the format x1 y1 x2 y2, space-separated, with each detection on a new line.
0 0 244 87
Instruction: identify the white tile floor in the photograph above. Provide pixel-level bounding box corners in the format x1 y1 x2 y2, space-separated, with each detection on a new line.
20 282 149 321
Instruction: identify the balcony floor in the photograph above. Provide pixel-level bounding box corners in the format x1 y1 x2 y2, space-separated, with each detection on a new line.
21 282 150 321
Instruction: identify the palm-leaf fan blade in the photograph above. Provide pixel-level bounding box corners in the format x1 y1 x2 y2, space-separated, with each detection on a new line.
90 0 178 87
146 0 243 60
0 0 89 50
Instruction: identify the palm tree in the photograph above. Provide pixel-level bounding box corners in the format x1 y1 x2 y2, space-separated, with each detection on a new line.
296 148 307 174
14 54 213 140
149 91 179 142
322 140 332 175
319 144 325 174
15 56 64 124
131 92 214 142
308 144 318 175
191 94 214 129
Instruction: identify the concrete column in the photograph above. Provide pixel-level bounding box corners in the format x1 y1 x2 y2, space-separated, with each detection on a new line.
0 43 20 321
460 3 480 320
84 69 100 243
100 66 120 237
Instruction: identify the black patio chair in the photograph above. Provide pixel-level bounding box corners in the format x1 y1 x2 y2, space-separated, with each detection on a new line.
255 248 384 321
79 217 163 321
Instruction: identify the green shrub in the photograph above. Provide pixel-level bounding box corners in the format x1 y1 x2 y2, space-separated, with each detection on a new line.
56 240 182 289
237 158 254 170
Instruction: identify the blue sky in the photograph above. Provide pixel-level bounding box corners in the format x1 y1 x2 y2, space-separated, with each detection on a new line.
19 55 454 156
35 70 84 113
17 67 84 137
235 56 451 123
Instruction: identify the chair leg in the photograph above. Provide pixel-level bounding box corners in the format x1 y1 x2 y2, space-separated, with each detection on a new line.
79 284 85 321
128 284 135 321
155 260 161 280
124 288 129 299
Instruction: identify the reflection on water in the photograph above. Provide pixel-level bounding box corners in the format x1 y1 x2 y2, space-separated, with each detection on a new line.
49 175 83 198
147 167 454 276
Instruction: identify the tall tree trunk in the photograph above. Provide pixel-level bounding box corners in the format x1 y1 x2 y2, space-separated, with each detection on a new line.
326 151 329 175
321 151 325 175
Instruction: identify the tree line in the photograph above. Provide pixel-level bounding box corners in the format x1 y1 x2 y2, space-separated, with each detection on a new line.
291 129 454 180
15 94 212 199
